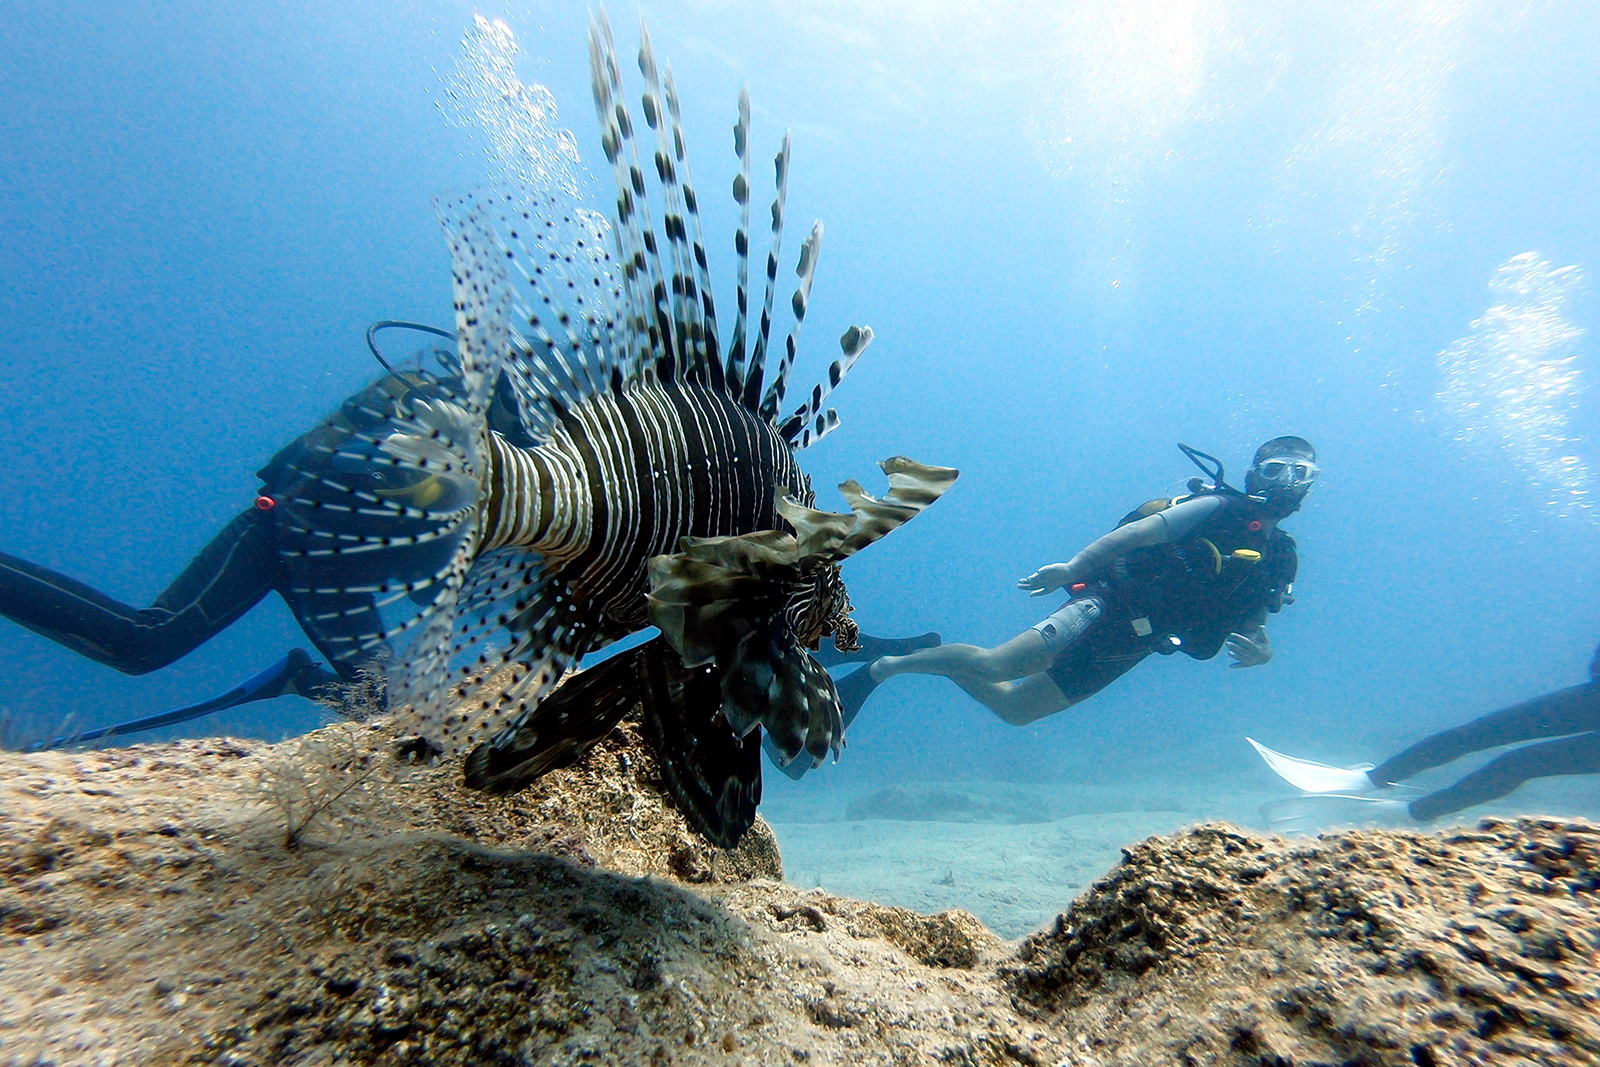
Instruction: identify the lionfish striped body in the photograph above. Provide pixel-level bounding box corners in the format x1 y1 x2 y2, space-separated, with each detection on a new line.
479 382 805 632
273 15 956 845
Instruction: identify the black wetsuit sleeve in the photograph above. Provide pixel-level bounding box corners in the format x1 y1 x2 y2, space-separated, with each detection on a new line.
1058 495 1228 580
0 509 280 675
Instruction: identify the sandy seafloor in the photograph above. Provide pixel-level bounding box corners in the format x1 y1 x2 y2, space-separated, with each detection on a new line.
765 773 1600 938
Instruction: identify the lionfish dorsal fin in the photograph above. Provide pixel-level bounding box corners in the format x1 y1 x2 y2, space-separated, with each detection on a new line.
738 133 791 412
486 190 627 429
442 19 633 441
590 11 677 383
724 88 754 397
781 324 874 449
663 67 724 390
759 221 823 421
637 24 717 388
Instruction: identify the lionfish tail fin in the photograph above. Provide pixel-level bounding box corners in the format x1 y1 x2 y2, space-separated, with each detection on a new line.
275 196 519 747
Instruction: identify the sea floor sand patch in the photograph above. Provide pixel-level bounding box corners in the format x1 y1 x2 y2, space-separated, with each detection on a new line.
767 780 1265 937
768 771 1600 939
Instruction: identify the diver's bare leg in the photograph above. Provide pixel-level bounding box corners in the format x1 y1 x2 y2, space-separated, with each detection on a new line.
948 672 1073 726
872 629 1053 684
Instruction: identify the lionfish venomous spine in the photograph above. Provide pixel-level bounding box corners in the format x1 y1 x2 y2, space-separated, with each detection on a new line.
273 14 957 845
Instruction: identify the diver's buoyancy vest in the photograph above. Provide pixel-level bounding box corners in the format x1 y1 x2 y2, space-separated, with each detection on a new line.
1104 491 1297 660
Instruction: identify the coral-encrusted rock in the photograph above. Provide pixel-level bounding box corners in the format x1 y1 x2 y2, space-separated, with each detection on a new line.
399 714 783 885
1005 820 1600 1067
7 723 1600 1067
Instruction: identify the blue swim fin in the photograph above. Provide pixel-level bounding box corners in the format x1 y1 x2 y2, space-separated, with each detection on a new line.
22 649 337 752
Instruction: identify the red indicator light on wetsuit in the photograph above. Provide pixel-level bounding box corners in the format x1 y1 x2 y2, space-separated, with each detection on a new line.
255 495 276 511
1070 582 1087 593
1247 520 1262 532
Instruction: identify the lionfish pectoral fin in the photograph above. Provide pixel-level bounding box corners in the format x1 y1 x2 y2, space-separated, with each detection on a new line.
645 529 797 668
637 638 761 849
721 620 842 769
774 497 855 560
460 645 643 794
833 456 960 560
645 530 840 765
391 547 599 756
276 362 495 707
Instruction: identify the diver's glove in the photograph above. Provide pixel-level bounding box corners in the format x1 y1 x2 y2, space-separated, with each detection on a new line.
1225 629 1272 668
1017 562 1078 598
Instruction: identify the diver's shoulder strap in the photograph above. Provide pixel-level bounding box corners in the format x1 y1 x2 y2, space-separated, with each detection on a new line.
1115 488 1223 528
1117 497 1175 528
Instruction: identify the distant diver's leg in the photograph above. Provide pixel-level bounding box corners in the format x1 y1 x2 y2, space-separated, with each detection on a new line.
948 672 1073 726
833 665 883 731
873 630 1055 685
1407 730 1600 821
810 631 941 667
0 509 278 675
22 649 340 751
1370 682 1600 786
874 599 1100 685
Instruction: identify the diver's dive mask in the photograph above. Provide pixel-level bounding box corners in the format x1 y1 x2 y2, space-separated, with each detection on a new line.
1252 457 1319 487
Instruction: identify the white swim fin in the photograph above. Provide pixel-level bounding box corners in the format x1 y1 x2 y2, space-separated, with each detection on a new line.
1246 736 1377 793
1259 793 1412 834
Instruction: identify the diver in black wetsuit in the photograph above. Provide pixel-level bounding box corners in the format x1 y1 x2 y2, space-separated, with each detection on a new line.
1252 643 1600 821
830 437 1316 729
0 324 482 747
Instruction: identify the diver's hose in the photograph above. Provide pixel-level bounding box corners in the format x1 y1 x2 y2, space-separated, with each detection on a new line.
365 320 454 376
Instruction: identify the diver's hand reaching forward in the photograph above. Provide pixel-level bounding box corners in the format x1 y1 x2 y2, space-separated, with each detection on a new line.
1225 629 1272 668
1018 562 1077 597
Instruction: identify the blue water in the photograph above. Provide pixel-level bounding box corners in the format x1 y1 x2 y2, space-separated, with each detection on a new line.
4 1 1599 912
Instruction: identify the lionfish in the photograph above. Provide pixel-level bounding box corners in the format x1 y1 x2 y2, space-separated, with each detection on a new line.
274 15 957 846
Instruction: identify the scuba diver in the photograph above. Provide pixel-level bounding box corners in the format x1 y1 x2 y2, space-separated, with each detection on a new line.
818 437 1316 737
1 323 480 749
1250 641 1600 822
3 318 943 750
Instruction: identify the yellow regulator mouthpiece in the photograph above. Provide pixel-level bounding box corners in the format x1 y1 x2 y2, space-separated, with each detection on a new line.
1232 549 1262 563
